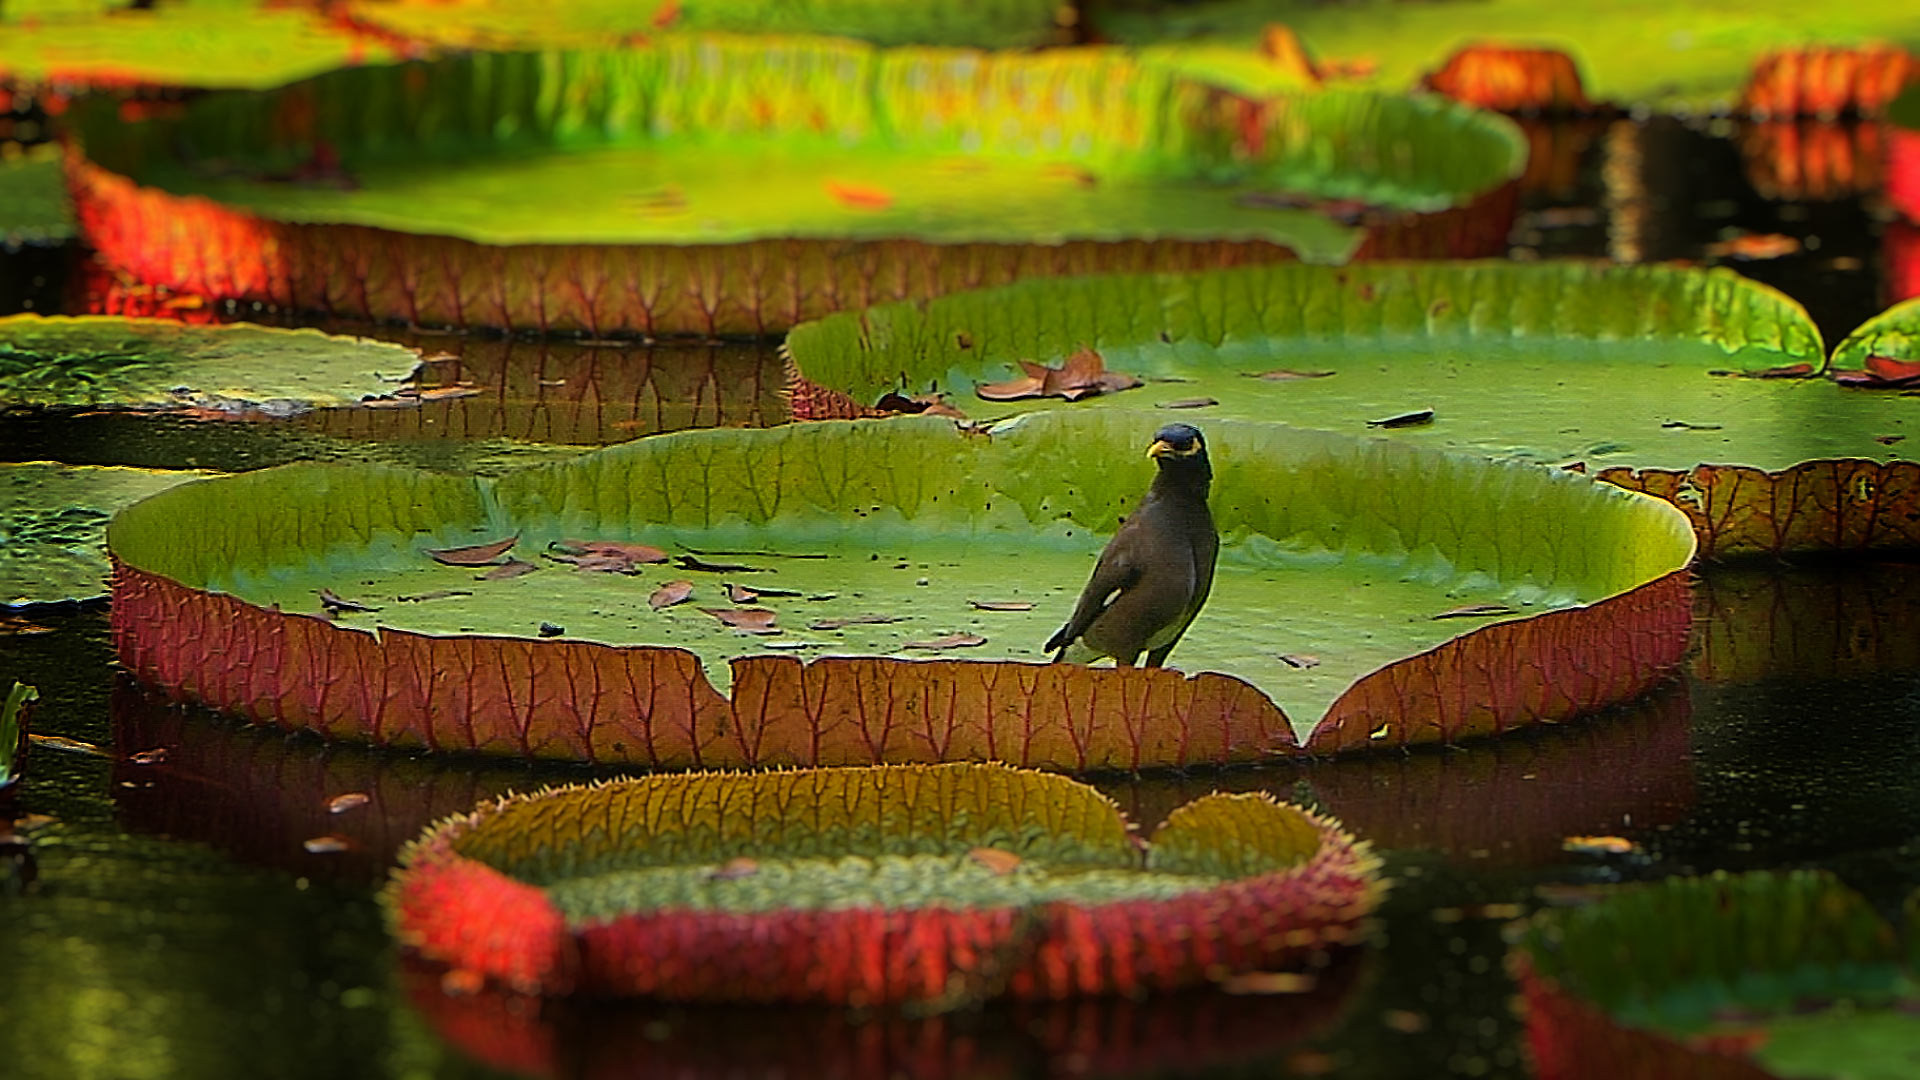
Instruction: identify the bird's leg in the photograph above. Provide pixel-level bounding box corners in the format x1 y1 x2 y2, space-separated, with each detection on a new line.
1143 643 1175 668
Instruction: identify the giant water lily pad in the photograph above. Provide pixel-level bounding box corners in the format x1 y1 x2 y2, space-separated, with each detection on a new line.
0 0 396 89
338 0 1070 49
1093 0 1920 112
387 762 1383 1001
3 462 213 606
107 410 1693 764
67 36 1524 335
1514 871 1920 1080
784 262 1920 557
0 315 422 413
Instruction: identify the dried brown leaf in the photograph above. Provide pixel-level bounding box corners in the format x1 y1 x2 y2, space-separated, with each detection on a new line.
968 600 1033 611
1367 409 1434 428
395 589 472 602
327 792 371 814
27 734 107 757
426 536 518 566
700 608 780 634
975 374 1046 401
478 560 538 580
564 539 670 564
572 554 639 574
967 847 1023 875
1278 653 1322 669
677 554 769 573
1709 362 1814 379
415 385 483 401
903 633 987 650
1246 368 1336 381
649 580 695 610
1157 397 1218 409
1431 604 1519 620
808 614 903 630
976 347 1141 403
318 588 380 613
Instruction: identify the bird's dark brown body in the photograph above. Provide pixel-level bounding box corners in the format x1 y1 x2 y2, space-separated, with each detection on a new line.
1045 424 1218 668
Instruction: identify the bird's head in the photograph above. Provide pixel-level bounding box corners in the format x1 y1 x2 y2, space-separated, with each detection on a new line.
1147 423 1207 462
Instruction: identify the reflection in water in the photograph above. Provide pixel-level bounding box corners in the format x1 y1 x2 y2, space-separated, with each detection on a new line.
1097 680 1694 869
1888 217 1920 304
295 336 790 446
1692 560 1920 685
1512 119 1607 201
110 680 601 884
399 950 1370 1080
1737 120 1884 202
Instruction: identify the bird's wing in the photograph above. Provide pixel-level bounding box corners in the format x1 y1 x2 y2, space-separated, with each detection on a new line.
1044 547 1140 654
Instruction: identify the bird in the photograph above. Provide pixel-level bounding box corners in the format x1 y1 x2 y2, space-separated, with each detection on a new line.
1044 423 1219 668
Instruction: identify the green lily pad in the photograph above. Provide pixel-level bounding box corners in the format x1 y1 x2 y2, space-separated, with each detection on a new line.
1091 0 1920 111
2 462 213 606
0 315 422 412
107 410 1693 764
0 144 74 247
1514 871 1920 1080
0 681 35 791
67 37 1524 334
1832 295 1920 373
337 0 1070 49
785 262 1920 557
387 762 1382 1000
0 1 395 89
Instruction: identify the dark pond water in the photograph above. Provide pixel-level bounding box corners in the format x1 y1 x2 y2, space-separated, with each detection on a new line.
4 116 1918 1079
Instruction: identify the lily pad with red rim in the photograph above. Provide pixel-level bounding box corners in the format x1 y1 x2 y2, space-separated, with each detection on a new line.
65 36 1525 335
105 409 1695 764
385 761 1384 1002
784 261 1920 557
1514 870 1920 1080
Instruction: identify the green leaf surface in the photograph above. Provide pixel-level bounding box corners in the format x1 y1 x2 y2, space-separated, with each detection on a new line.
785 261 1920 474
109 410 1693 740
1754 1008 1920 1080
0 1 396 88
1092 0 1920 110
73 39 1522 257
0 681 35 788
0 315 422 411
1832 296 1920 371
1518 871 1909 1035
337 0 1069 49
1517 871 1920 1080
0 144 75 246
2 462 213 606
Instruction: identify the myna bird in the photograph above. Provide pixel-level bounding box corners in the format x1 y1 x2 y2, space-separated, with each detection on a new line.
1044 423 1218 668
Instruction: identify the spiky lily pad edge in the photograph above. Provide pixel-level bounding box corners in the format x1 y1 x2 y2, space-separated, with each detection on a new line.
109 556 1691 764
384 764 1386 1003
1597 460 1920 559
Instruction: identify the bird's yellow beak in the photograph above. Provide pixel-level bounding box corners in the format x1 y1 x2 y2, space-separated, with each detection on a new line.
1148 439 1195 459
